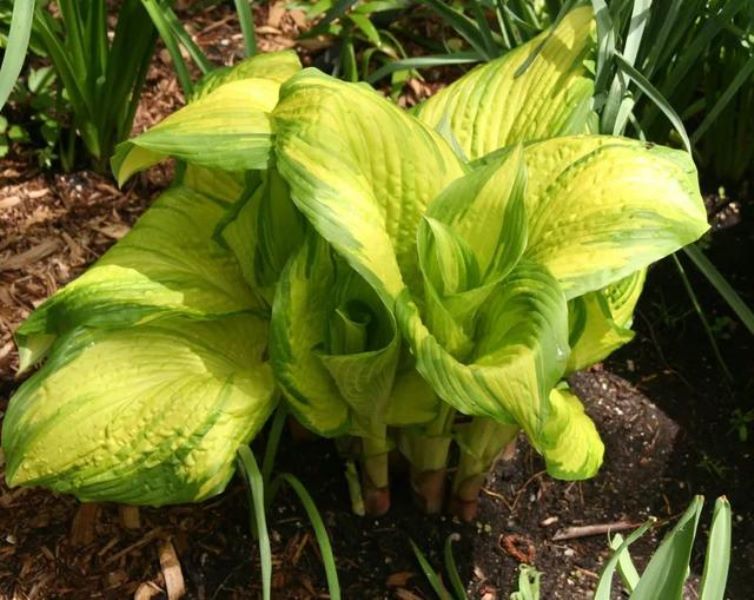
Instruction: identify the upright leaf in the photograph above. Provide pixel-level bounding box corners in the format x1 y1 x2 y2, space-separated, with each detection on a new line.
631 496 704 600
415 6 596 159
399 262 602 479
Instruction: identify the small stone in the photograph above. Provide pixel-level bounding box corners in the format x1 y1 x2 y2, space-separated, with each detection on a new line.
564 548 575 557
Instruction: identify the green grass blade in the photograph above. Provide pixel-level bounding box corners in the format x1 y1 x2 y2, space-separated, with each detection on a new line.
262 404 287 489
692 53 754 144
101 0 158 163
623 0 652 66
304 0 359 38
605 0 652 134
32 11 94 137
594 518 656 600
469 1 500 58
234 0 257 57
682 244 754 334
274 473 341 600
590 0 616 93
639 0 682 80
609 533 641 592
366 51 480 83
236 446 272 600
672 254 733 382
641 0 747 130
142 0 193 96
57 0 87 87
348 13 381 47
699 496 732 600
631 496 704 600
409 539 452 600
443 533 467 600
614 51 691 154
0 0 34 110
163 5 214 74
424 0 492 60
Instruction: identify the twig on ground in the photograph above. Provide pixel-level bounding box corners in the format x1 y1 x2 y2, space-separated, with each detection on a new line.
552 520 641 541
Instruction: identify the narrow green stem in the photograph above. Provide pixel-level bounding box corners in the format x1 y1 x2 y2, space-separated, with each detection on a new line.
451 417 519 521
344 460 365 517
234 0 257 57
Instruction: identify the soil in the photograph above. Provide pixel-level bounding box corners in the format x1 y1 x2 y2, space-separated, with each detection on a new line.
1 3 753 600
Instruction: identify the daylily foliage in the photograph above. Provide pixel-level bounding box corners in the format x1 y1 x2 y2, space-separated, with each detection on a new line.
2 7 709 517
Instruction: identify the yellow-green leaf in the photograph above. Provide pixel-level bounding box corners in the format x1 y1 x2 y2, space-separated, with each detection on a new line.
415 6 595 159
3 315 276 506
113 78 280 185
398 262 602 479
567 269 646 373
272 68 465 304
522 136 709 298
16 185 259 372
192 49 302 99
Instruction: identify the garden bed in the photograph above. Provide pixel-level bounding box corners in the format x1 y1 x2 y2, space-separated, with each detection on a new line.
1 3 753 599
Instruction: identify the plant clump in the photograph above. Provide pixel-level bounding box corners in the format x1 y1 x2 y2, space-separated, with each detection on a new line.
2 7 709 520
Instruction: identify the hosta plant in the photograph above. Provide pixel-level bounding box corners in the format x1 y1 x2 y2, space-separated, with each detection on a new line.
2 7 709 518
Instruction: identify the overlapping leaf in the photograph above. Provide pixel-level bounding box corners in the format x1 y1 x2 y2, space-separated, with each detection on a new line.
415 5 596 159
16 181 259 371
567 269 646 373
3 315 276 505
112 51 302 185
273 68 465 303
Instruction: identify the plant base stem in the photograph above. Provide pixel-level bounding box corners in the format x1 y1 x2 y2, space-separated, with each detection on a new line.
287 416 316 443
450 418 519 521
361 434 391 516
399 403 456 513
409 466 447 514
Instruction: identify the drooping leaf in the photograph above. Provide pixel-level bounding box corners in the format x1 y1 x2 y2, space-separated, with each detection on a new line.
3 315 276 506
415 5 596 159
16 184 259 372
521 136 709 299
272 68 465 304
113 78 280 184
566 269 646 373
192 49 302 99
